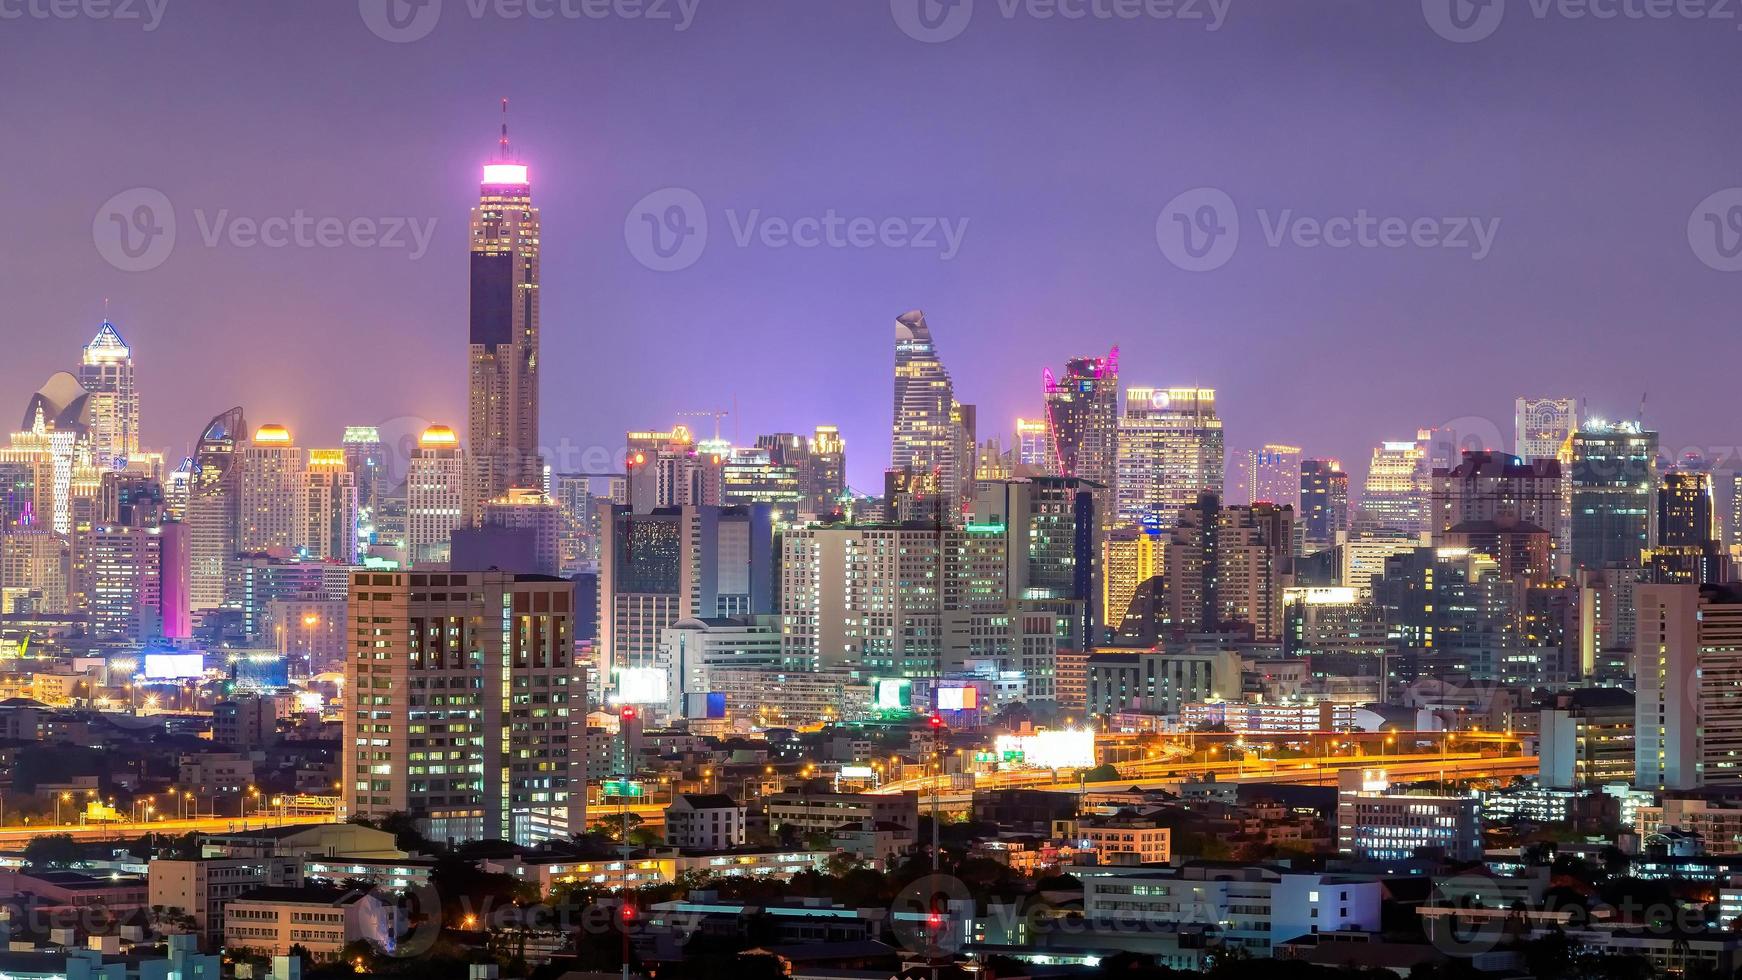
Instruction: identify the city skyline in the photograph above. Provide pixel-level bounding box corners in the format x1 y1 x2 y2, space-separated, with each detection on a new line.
9 1 1742 494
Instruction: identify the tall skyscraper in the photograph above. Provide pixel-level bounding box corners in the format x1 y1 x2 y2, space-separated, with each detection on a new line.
1648 468 1728 584
1300 458 1349 552
186 407 247 612
1015 418 1052 472
1043 349 1120 489
1115 387 1224 529
1570 420 1658 570
299 450 359 562
468 108 543 505
1165 494 1294 643
344 569 586 844
1359 433 1431 536
78 320 138 468
341 426 386 519
1430 450 1565 574
1244 444 1302 509
892 311 974 507
1516 397 1578 463
238 424 305 554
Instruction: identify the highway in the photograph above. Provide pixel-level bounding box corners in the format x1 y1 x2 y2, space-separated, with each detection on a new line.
0 813 339 845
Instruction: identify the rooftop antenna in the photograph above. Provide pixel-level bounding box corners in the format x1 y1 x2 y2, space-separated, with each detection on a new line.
1638 391 1647 428
499 98 511 161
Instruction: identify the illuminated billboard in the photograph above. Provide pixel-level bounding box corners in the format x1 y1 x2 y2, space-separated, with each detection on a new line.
614 667 669 705
143 652 205 679
936 686 980 711
875 677 911 711
993 729 1096 769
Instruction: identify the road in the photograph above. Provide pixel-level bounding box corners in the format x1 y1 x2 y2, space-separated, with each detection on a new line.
0 813 339 845
874 750 1539 798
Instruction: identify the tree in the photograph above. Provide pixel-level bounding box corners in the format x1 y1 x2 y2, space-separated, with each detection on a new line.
24 833 84 869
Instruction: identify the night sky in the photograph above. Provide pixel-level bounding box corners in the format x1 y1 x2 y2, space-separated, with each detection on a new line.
4 0 1741 492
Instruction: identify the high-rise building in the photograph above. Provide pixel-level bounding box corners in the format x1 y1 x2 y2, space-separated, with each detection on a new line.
341 427 387 528
480 488 563 576
299 450 359 562
81 523 178 647
1044 349 1120 489
186 407 247 612
1635 582 1742 790
1115 387 1223 529
239 425 305 554
972 476 1103 648
1648 468 1729 585
1359 433 1431 536
808 426 847 514
1430 450 1564 575
1515 397 1578 463
1015 418 1052 472
1165 494 1294 642
596 504 774 691
11 372 101 535
1102 524 1164 636
1300 459 1349 553
625 425 722 514
1244 444 1302 509
1570 421 1658 570
345 569 586 844
0 528 69 613
406 425 465 568
892 311 974 507
78 320 138 468
467 113 543 505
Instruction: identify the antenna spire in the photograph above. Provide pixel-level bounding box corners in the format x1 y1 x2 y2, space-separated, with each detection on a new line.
499 98 511 161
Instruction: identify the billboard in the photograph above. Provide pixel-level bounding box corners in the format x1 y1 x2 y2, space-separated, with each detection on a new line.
875 677 911 711
936 686 980 712
993 729 1096 769
143 652 205 679
614 667 669 705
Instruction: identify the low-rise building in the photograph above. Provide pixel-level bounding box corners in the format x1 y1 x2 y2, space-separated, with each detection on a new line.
146 856 303 944
1335 769 1483 863
222 886 395 959
665 794 747 851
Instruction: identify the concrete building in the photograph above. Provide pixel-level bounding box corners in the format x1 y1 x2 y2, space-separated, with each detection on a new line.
147 856 304 944
1359 433 1431 537
892 311 975 506
1538 688 1635 789
344 570 586 844
223 886 395 959
1166 494 1294 642
1116 387 1223 529
239 425 305 555
1335 769 1482 862
665 793 747 850
405 425 465 568
1570 421 1658 570
1085 648 1241 718
1431 451 1566 574
1635 582 1742 790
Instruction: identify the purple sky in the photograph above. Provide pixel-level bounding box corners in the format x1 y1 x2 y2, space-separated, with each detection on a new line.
4 0 1742 492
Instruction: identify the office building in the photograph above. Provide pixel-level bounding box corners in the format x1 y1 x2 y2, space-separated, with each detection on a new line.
1015 417 1052 471
1244 444 1302 510
78 319 138 468
972 476 1101 647
299 450 358 562
1431 450 1565 574
479 487 563 575
1359 433 1431 536
467 119 544 502
1538 688 1635 789
239 424 305 554
1085 647 1241 717
1635 582 1742 791
598 504 774 690
187 407 247 612
1516 397 1578 462
1300 458 1349 552
1043 348 1120 491
1335 769 1483 862
892 310 975 506
1165 494 1294 642
1649 468 1729 585
345 569 586 844
1116 387 1223 529
1102 524 1165 636
406 424 466 567
1570 421 1658 570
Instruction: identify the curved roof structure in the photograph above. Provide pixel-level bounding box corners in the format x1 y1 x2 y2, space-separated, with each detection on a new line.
21 371 91 434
